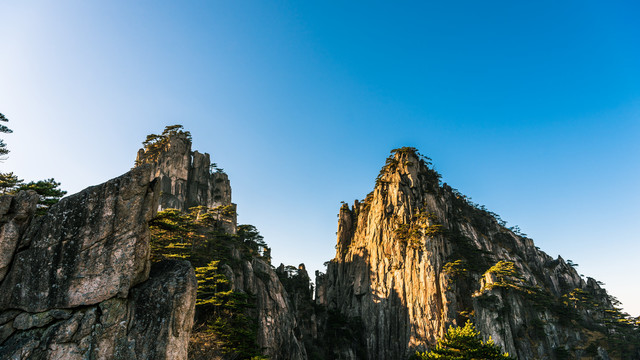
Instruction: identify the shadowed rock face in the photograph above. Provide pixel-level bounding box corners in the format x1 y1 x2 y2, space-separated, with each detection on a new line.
320 149 625 360
127 260 197 360
0 260 195 360
224 255 308 360
0 190 39 282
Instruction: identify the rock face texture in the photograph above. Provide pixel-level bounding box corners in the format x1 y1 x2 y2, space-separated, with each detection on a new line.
0 166 158 313
0 131 221 359
320 148 636 359
225 256 308 360
136 132 236 233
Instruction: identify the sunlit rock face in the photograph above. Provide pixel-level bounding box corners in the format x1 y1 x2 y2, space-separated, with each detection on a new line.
321 148 625 359
136 132 236 233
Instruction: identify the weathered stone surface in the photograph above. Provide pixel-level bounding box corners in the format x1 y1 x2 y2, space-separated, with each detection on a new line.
0 165 159 312
136 132 237 233
0 190 39 282
12 309 71 330
126 260 197 360
321 149 635 359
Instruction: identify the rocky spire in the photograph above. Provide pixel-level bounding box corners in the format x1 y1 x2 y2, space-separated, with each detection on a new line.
135 128 236 233
322 147 626 359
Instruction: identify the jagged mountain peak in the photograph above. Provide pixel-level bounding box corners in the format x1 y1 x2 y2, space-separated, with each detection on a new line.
318 148 638 359
132 125 235 226
373 147 440 191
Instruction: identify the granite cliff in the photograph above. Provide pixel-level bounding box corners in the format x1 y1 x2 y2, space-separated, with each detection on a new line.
313 147 640 359
1 128 638 360
137 129 306 360
0 127 305 359
0 161 196 359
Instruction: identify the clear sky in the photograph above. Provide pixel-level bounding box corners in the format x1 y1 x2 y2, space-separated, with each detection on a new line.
1 1 638 315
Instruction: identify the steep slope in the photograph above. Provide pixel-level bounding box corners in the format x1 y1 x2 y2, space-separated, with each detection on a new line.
0 163 196 359
0 126 301 360
318 147 639 359
135 128 236 233
138 128 307 360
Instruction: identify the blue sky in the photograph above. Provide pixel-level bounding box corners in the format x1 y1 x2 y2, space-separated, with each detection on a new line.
1 1 638 315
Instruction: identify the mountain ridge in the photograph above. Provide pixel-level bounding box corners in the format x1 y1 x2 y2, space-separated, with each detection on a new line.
1 131 637 359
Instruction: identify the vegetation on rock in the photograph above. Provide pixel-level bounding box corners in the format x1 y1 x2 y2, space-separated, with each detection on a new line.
16 178 67 215
0 112 12 158
415 321 512 359
0 113 66 214
150 207 270 359
393 209 444 250
135 124 192 166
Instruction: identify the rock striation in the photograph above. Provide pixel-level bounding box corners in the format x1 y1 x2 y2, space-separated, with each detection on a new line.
225 256 308 359
136 131 236 233
318 148 637 359
0 164 197 359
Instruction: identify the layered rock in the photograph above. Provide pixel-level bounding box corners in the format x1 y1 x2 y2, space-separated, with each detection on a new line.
321 148 633 359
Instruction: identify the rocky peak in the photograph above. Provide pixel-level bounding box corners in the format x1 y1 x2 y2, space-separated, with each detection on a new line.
322 147 636 359
0 163 196 359
0 126 243 359
135 127 236 233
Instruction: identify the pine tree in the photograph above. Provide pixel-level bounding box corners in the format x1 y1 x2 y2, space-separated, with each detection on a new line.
416 321 512 359
0 172 23 194
17 178 67 215
0 113 11 157
0 115 23 194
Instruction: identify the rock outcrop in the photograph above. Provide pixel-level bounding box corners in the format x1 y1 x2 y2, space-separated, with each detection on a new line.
136 131 236 233
134 129 306 359
0 166 158 313
3 130 636 359
0 164 197 359
0 129 220 359
319 148 637 359
227 257 308 359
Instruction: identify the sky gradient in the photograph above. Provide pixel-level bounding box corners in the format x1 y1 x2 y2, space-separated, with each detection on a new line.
1 1 639 315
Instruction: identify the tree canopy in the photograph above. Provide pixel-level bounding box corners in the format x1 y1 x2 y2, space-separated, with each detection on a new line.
416 321 512 360
17 179 67 215
135 124 191 166
0 113 12 158
0 113 66 215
